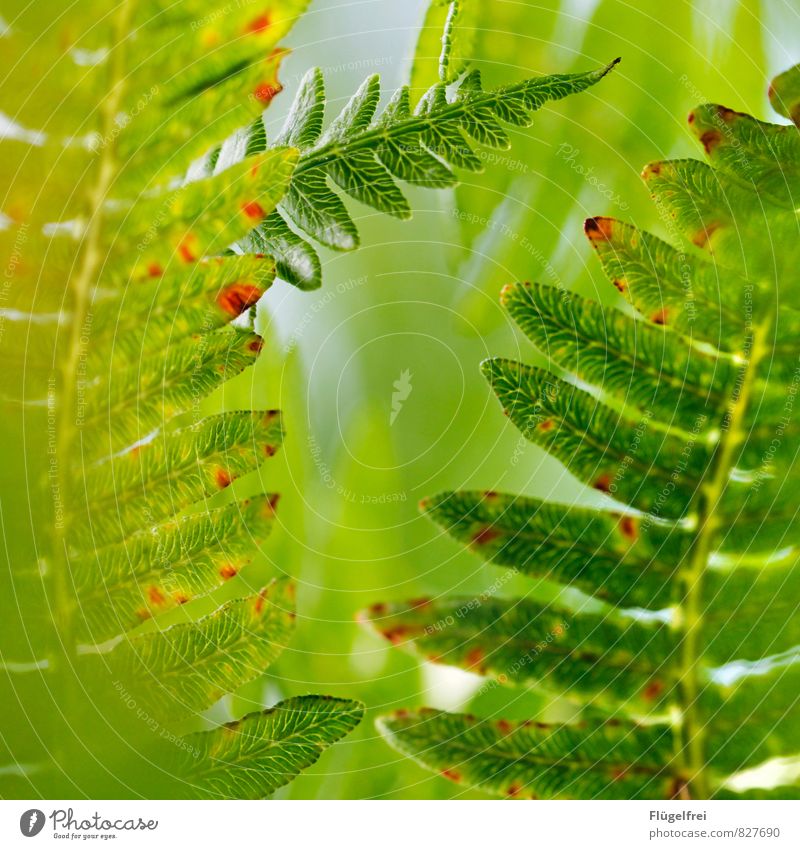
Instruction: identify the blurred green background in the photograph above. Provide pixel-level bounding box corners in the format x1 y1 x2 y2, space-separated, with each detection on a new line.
205 0 800 798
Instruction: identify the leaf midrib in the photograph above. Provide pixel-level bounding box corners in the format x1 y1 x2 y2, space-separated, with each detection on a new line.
51 2 134 699
676 316 773 798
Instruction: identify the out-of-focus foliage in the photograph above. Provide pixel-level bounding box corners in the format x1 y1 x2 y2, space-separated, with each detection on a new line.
0 0 371 799
250 0 800 801
371 61 800 799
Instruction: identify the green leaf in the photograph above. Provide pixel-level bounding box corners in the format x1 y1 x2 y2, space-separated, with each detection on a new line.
359 596 673 710
174 696 365 799
422 490 684 608
481 357 708 517
80 410 284 546
379 709 677 799
74 494 280 642
501 281 735 422
0 0 610 798
105 579 296 722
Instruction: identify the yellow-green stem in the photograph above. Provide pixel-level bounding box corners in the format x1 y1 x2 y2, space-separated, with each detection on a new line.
676 316 771 798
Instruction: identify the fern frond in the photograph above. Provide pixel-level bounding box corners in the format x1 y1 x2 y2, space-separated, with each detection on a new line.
0 1 353 799
370 62 800 799
217 60 620 288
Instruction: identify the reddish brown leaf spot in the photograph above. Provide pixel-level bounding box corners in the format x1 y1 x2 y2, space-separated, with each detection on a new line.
394 708 410 719
483 490 499 500
254 588 270 614
650 308 669 326
441 769 462 783
593 474 612 493
369 602 388 616
538 418 554 432
178 236 198 263
699 129 722 154
215 468 233 489
254 81 282 104
147 586 166 606
506 783 523 798
497 719 514 735
241 200 266 221
263 409 280 423
264 493 280 516
174 593 190 605
382 626 411 645
220 564 238 580
612 766 629 782
245 13 271 33
584 216 615 242
692 221 720 248
263 442 277 457
643 162 662 178
249 338 265 354
410 597 431 609
642 680 665 702
465 647 485 669
135 607 152 621
717 106 743 124
619 515 639 542
217 282 263 317
612 278 628 293
497 673 509 684
147 262 163 278
472 526 500 546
